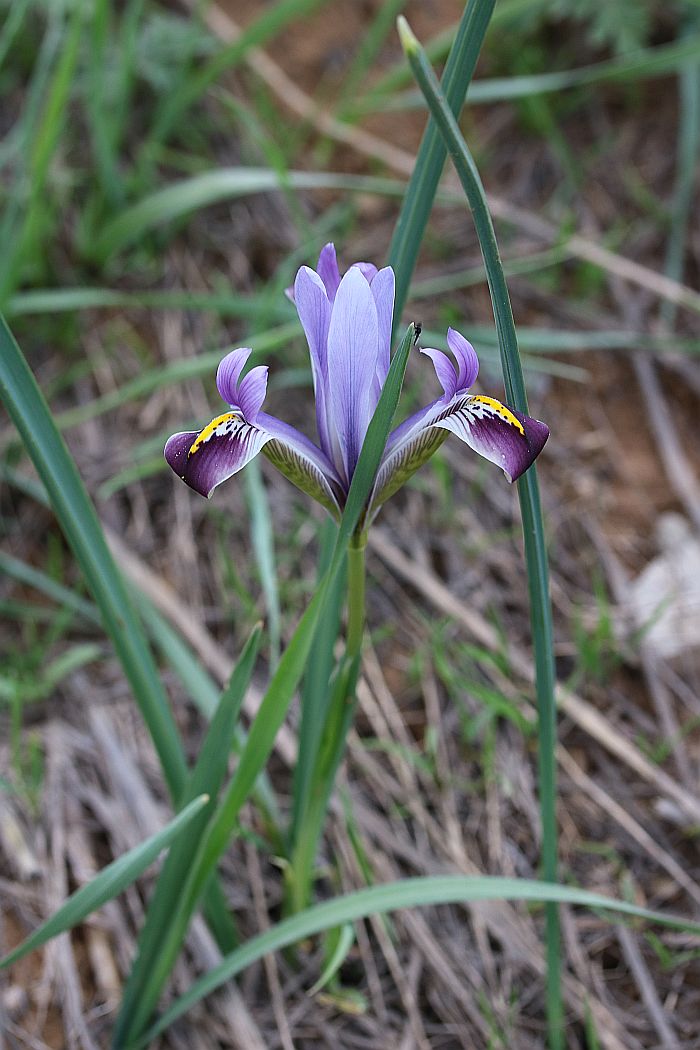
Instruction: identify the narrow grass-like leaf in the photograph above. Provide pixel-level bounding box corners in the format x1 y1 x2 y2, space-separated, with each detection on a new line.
244 461 281 666
661 48 700 329
0 794 209 970
115 324 415 1043
388 0 496 322
113 626 262 1043
94 170 408 261
135 873 700 1046
290 521 343 845
137 0 331 178
399 18 562 1045
0 315 187 797
0 317 234 952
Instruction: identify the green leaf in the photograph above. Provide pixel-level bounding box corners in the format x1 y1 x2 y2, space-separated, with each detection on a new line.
114 323 416 1044
388 0 496 323
93 170 408 261
0 795 209 970
399 19 562 1046
135 873 700 1046
0 314 187 798
113 625 262 1043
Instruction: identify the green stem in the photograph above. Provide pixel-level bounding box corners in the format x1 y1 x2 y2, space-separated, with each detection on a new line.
347 536 367 655
399 20 562 1049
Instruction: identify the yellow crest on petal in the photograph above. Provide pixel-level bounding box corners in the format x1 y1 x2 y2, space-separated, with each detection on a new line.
189 412 242 456
468 396 524 436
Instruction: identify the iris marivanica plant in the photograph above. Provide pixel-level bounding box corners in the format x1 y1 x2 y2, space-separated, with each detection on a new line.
165 244 549 528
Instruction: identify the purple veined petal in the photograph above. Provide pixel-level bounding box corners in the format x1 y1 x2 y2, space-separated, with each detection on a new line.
367 392 549 520
316 243 341 300
447 327 479 391
294 265 333 456
256 411 343 515
236 365 268 423
216 348 253 405
164 412 269 499
420 347 458 400
164 410 343 514
367 398 448 520
351 261 378 283
370 266 395 390
432 394 549 483
327 266 379 480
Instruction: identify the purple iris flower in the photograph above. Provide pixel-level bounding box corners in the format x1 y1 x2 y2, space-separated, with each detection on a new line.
165 243 549 522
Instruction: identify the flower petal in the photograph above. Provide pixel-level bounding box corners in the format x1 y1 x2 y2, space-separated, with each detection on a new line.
351 261 378 283
432 394 549 482
420 347 458 400
327 267 379 480
316 243 341 300
164 412 269 498
368 392 548 518
236 365 268 423
216 348 252 405
258 412 342 516
370 266 395 389
447 328 479 390
294 265 334 456
164 410 343 514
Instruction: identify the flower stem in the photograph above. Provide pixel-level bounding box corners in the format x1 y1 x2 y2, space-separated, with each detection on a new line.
347 534 367 656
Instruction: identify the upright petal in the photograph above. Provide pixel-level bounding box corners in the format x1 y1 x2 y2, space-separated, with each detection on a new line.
370 266 395 389
420 347 458 400
447 328 479 391
216 348 252 404
327 267 379 479
316 243 341 300
294 265 333 456
236 365 268 423
351 261 378 283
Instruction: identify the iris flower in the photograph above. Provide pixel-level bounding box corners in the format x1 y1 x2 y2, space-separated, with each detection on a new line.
165 244 548 523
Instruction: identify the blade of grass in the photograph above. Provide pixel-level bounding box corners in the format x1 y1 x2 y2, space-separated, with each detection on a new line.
135 873 700 1046
244 461 281 666
0 2 84 303
365 33 700 113
388 0 496 323
113 625 262 1041
93 170 409 261
289 520 344 846
115 322 416 1045
135 0 331 181
0 794 209 969
0 315 187 797
0 316 235 952
661 43 700 329
399 17 561 1046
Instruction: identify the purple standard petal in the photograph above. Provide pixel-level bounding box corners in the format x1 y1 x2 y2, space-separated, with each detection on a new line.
164 412 269 498
327 266 379 480
370 266 395 390
447 328 479 390
294 265 333 457
432 395 549 483
316 243 341 300
420 348 458 400
351 261 378 283
216 348 252 405
236 365 268 423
